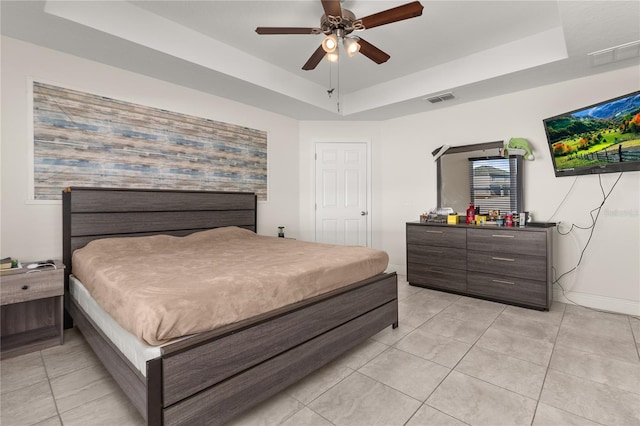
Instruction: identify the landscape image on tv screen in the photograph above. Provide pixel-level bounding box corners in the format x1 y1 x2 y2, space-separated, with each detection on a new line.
544 91 640 176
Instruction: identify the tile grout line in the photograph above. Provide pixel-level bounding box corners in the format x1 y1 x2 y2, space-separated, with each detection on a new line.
554 315 640 364
355 345 439 405
526 303 610 426
628 315 640 362
474 324 556 368
39 350 63 425
441 304 557 402
526 302 566 426
296 314 446 426
292 364 357 417
410 301 508 424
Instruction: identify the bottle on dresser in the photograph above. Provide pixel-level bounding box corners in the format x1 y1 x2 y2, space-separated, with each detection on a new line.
466 203 476 224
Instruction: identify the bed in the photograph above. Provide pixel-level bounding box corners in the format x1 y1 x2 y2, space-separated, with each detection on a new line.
62 187 398 425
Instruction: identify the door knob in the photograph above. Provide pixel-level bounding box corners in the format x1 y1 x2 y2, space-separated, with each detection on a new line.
361 211 368 216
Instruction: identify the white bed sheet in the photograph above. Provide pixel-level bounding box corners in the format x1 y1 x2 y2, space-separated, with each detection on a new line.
70 275 162 376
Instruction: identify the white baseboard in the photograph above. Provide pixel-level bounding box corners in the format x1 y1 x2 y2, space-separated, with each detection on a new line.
553 288 640 316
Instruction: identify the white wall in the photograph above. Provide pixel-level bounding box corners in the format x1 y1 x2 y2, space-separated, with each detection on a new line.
3 36 637 315
1 37 301 261
300 65 640 315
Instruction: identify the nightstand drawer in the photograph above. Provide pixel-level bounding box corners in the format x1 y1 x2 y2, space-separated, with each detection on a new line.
1 270 64 305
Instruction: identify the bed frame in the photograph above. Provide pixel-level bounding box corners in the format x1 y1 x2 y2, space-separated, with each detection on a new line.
62 187 398 425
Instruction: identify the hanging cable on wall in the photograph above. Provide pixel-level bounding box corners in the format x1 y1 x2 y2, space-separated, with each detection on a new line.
553 173 623 281
550 172 637 318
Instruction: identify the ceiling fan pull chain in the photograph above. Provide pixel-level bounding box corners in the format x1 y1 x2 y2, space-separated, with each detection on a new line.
337 57 341 113
327 61 334 98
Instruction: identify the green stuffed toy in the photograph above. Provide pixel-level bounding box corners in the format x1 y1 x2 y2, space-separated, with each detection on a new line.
504 137 534 160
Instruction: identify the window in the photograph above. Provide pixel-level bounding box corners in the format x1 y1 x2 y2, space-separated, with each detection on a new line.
468 156 522 214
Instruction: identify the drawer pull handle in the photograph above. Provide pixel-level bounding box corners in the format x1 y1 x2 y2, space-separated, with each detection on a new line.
492 256 515 262
21 285 29 290
492 234 515 238
425 230 443 234
492 279 515 285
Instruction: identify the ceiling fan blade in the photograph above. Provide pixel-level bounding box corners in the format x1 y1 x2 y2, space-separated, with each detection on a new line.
321 0 342 18
357 38 390 64
256 27 321 35
359 1 424 30
302 45 327 70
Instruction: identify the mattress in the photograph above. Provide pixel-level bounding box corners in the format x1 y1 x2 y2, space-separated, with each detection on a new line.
72 226 390 346
70 276 161 376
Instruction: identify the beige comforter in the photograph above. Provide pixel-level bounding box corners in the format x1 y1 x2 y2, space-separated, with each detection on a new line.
72 226 389 345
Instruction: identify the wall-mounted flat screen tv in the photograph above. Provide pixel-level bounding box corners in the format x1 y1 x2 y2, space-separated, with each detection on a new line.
543 90 640 177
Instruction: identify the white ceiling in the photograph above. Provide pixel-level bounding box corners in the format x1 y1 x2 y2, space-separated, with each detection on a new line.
2 1 639 120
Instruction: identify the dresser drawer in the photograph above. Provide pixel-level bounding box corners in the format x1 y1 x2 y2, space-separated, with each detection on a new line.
467 250 546 281
406 225 466 249
1 270 64 305
407 263 467 292
467 271 547 308
467 229 547 256
407 244 466 270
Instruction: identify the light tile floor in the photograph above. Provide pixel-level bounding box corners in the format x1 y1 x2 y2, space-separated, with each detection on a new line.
2 276 639 425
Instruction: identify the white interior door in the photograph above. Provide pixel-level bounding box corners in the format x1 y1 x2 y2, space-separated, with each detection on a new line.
315 142 369 246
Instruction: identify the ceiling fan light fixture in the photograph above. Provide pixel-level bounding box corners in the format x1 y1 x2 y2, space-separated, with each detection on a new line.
256 1 425 71
322 34 338 53
344 36 361 57
326 49 339 63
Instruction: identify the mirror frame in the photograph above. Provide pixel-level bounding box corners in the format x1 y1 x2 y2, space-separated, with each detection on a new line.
434 141 524 213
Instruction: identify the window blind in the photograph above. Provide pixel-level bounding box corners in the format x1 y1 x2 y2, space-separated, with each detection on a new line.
468 156 519 214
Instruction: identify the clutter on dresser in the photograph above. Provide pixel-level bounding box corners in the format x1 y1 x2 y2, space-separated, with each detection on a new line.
421 207 455 223
426 203 537 228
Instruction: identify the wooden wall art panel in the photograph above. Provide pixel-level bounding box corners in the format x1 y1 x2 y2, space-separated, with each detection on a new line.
32 82 268 201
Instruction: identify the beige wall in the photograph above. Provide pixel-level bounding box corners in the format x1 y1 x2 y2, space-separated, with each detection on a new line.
300 66 640 315
1 37 301 260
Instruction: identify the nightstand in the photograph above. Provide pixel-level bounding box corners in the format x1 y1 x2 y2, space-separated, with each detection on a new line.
0 260 65 359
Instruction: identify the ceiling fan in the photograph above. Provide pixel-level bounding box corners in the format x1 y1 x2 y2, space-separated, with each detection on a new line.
255 0 424 70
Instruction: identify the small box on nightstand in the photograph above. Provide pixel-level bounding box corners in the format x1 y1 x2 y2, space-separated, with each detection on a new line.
0 260 65 359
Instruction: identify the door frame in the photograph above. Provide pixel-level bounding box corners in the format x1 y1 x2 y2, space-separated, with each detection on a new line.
313 139 372 247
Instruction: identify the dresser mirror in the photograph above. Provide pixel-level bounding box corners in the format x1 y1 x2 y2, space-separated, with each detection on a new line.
435 141 524 215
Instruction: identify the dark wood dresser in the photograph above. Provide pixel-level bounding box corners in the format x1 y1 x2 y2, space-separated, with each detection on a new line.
406 221 554 310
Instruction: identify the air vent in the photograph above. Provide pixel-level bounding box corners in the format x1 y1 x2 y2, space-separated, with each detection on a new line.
588 40 640 66
424 92 455 104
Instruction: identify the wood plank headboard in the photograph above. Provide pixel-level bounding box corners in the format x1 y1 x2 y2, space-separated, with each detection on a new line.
62 187 257 327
